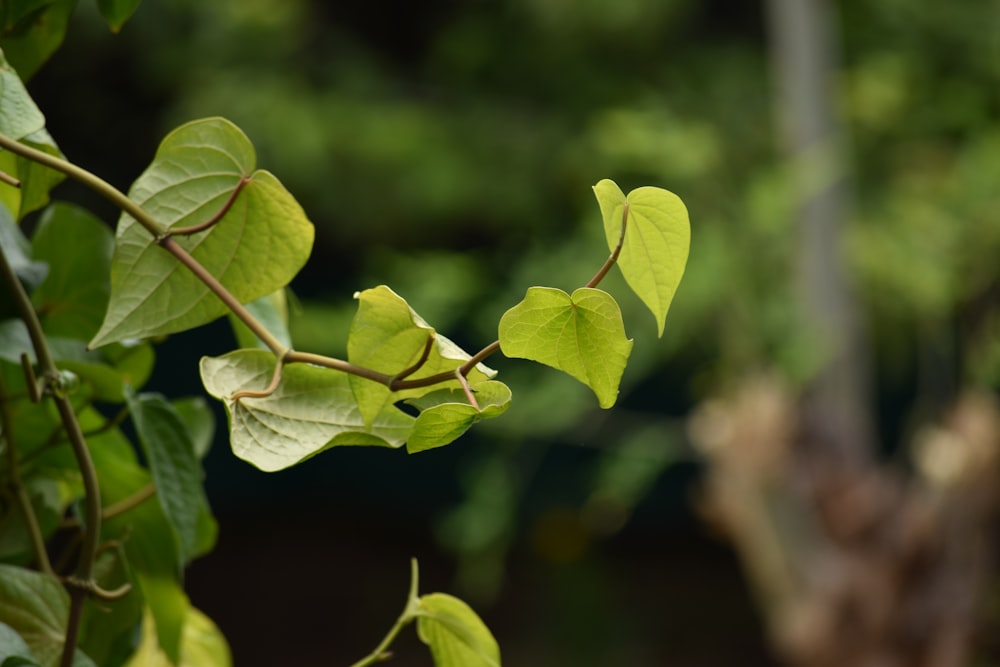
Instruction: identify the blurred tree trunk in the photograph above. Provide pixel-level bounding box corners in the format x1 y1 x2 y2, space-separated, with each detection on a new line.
688 2 1000 667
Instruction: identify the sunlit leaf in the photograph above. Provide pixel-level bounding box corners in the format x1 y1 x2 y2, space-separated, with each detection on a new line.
199 349 415 472
123 606 231 667
498 286 632 408
90 117 314 348
31 203 113 340
416 593 500 667
0 564 68 667
348 286 496 428
125 390 204 565
592 179 690 337
406 381 511 453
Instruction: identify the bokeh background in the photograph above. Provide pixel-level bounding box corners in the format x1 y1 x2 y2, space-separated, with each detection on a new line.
23 0 1000 664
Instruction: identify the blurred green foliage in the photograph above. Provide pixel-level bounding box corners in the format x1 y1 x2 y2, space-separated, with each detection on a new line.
26 0 1000 608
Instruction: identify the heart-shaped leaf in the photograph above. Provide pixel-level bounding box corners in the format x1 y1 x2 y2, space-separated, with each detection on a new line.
90 117 314 348
416 593 500 667
498 286 632 408
592 179 690 337
0 564 69 667
199 349 414 472
348 285 496 428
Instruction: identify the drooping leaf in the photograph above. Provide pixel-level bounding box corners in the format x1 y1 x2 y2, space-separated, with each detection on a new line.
227 289 291 351
199 349 415 472
0 564 69 667
348 285 496 428
90 117 314 348
0 0 74 81
31 203 113 340
96 0 143 33
406 381 512 453
123 606 231 667
0 130 64 220
125 389 204 565
498 286 633 408
0 49 43 138
416 593 501 667
592 179 690 337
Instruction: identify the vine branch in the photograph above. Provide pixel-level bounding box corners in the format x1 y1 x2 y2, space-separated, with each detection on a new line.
348 558 422 667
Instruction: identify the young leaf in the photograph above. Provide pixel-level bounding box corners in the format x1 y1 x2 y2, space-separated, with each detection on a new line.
199 349 415 472
125 389 204 565
348 286 497 427
416 593 501 667
0 50 44 138
498 286 633 408
31 203 113 340
592 179 690 337
90 117 314 348
0 564 69 666
406 382 512 453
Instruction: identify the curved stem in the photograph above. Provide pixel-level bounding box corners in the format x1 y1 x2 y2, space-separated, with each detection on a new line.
586 201 629 289
348 559 421 667
0 244 101 667
168 176 249 236
391 340 501 391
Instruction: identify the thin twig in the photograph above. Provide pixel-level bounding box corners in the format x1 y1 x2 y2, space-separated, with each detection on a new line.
348 559 422 667
586 201 629 289
168 175 250 236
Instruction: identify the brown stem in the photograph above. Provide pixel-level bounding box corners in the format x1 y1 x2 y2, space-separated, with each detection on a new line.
586 202 629 289
167 175 250 236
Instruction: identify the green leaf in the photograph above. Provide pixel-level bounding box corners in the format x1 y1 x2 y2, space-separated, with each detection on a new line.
199 349 415 472
170 397 216 460
348 285 496 428
0 49 43 137
498 286 633 408
0 130 65 220
125 389 204 565
123 606 231 667
0 564 69 667
592 179 690 337
228 289 291 351
416 593 500 667
31 203 113 340
407 381 512 454
0 0 74 81
0 621 36 663
0 477 61 564
96 0 143 33
0 206 46 289
90 117 315 348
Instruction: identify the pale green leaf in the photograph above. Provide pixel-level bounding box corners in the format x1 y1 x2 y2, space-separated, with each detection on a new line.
125 390 205 565
90 117 314 348
592 179 690 336
31 203 113 340
199 349 415 472
498 286 633 408
407 381 511 453
348 285 497 428
171 397 216 460
228 289 291 351
123 607 231 667
0 564 68 667
416 593 500 667
0 50 43 138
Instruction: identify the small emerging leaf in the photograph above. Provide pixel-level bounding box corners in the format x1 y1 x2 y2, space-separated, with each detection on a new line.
416 593 500 667
498 286 632 408
407 381 512 453
592 179 690 337
200 349 414 472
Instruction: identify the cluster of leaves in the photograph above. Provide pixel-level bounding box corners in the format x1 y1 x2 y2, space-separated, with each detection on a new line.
0 2 690 666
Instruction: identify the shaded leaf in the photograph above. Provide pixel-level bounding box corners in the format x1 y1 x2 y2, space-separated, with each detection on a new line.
0 564 68 667
31 203 113 340
498 286 632 408
170 397 216 460
592 179 690 336
0 206 46 289
0 622 36 664
125 390 204 565
416 593 500 667
96 0 143 33
90 118 314 348
199 349 414 472
407 381 511 453
0 0 74 81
